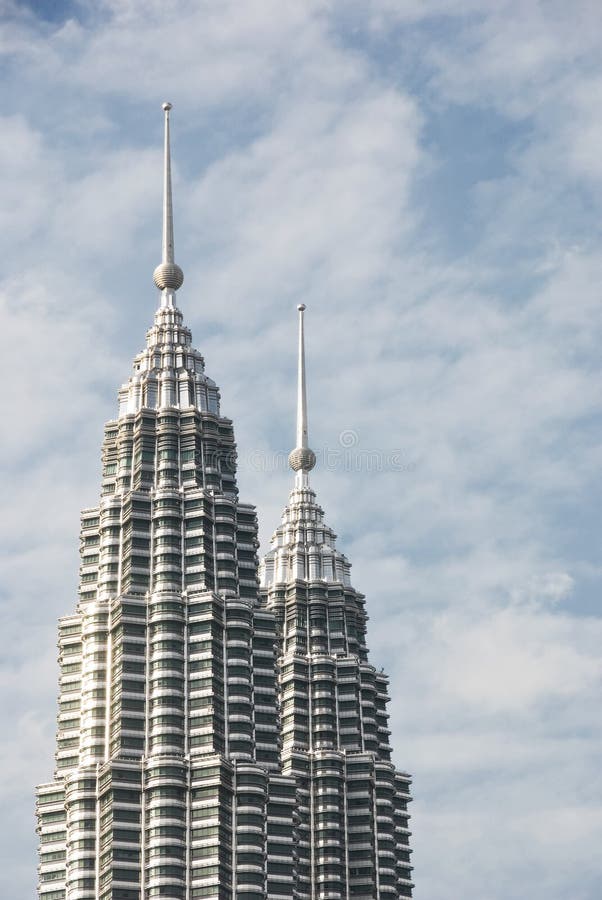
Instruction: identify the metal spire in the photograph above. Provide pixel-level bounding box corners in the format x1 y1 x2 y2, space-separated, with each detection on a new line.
289 304 316 481
153 102 184 296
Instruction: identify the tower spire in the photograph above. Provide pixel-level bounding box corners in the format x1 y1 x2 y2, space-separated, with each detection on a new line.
153 101 184 298
288 303 316 484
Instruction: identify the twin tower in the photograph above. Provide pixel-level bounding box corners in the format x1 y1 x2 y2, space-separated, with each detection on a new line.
35 104 414 900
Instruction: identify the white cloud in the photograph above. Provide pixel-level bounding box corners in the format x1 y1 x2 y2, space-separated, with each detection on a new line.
421 602 599 712
0 275 113 461
184 88 421 322
0 115 57 240
1 2 602 899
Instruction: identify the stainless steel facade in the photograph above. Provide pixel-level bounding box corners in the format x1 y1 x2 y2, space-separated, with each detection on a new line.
259 307 413 898
36 106 413 900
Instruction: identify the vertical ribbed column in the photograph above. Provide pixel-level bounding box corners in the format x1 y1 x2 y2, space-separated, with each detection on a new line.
146 583 187 892
64 772 97 899
233 764 267 897
97 761 142 900
107 596 146 759
311 659 337 750
79 604 109 766
55 616 83 775
148 592 185 756
266 775 296 897
372 761 401 896
144 757 187 900
187 592 226 757
116 419 134 493
394 773 414 897
189 758 233 899
156 415 180 490
359 666 379 755
312 753 346 899
98 498 121 600
36 782 67 900
225 600 254 760
251 608 280 770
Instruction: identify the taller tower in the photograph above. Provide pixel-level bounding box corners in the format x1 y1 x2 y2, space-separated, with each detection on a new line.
35 105 298 900
259 306 414 898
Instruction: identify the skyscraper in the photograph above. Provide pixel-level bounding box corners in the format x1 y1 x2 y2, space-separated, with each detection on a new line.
35 105 412 900
259 306 413 898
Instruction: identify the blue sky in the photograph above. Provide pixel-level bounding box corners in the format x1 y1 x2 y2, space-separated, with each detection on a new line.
1 1 602 897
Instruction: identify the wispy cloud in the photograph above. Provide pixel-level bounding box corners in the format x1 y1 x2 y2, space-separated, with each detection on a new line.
1 2 601 898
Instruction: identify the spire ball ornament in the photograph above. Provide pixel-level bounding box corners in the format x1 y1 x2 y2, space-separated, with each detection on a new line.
153 101 184 294
153 261 184 291
289 446 316 472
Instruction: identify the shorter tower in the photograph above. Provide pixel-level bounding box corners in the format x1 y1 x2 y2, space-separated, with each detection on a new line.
260 305 414 899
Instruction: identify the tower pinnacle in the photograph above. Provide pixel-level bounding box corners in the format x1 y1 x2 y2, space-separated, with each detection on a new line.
288 303 317 479
153 101 184 294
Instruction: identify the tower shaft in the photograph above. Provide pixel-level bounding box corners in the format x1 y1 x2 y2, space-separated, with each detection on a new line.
260 307 414 898
36 105 296 900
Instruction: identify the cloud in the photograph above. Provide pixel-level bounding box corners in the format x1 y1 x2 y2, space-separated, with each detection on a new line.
1 2 602 899
184 87 421 322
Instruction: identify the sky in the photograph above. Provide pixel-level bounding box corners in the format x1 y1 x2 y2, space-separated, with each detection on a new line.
0 0 601 897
